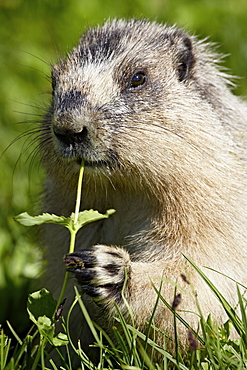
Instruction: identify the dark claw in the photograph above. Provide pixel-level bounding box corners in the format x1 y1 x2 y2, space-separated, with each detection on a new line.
79 284 101 297
64 251 97 284
64 251 102 298
64 255 85 269
71 268 96 285
64 251 96 269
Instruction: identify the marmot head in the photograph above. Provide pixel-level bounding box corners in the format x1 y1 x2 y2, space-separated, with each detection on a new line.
42 19 231 195
44 21 201 172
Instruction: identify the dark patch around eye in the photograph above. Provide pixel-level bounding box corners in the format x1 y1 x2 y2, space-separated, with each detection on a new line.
129 71 147 89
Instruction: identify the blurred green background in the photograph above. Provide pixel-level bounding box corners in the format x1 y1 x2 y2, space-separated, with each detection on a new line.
0 0 247 335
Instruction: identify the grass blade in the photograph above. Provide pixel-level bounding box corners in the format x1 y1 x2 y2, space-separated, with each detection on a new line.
183 255 245 342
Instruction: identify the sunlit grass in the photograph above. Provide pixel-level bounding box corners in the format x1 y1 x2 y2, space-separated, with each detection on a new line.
1 272 247 369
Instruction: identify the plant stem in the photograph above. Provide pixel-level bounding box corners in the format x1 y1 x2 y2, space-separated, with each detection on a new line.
55 160 84 311
40 336 46 370
74 160 85 225
69 227 76 254
56 272 70 311
31 337 43 370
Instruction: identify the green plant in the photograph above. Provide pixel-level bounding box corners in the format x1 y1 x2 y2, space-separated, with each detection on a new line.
1 271 247 369
1 160 115 369
1 160 247 369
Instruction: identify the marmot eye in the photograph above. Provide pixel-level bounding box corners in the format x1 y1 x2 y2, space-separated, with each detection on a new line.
130 71 146 89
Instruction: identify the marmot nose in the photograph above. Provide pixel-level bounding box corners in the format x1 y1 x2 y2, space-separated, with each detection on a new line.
53 126 88 145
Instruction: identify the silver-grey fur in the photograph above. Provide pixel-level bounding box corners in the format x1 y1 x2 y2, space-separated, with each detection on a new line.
40 19 247 355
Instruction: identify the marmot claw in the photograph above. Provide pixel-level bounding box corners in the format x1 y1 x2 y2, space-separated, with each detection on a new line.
64 245 131 302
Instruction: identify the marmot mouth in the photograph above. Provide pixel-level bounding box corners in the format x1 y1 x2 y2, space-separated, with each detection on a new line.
76 157 119 169
54 131 119 169
76 158 109 167
55 142 116 168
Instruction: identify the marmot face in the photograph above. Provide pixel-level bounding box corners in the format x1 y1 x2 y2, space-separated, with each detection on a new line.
48 20 196 177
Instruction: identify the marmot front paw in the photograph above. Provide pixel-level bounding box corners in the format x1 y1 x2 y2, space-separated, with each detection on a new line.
64 245 131 303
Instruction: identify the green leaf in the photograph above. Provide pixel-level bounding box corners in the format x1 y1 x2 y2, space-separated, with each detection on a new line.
15 212 70 227
36 316 54 343
73 209 116 231
15 209 116 231
27 289 57 323
52 333 69 347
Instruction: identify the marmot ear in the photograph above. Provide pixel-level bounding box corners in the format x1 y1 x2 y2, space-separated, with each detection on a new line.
175 34 195 82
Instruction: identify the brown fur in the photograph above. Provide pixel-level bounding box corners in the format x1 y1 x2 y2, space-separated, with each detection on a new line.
41 19 247 354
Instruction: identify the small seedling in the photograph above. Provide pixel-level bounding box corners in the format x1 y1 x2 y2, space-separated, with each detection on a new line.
13 160 115 368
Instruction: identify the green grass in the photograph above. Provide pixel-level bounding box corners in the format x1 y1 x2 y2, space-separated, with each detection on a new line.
1 271 247 370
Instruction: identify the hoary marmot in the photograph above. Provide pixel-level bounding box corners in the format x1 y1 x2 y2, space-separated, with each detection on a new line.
40 19 247 353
